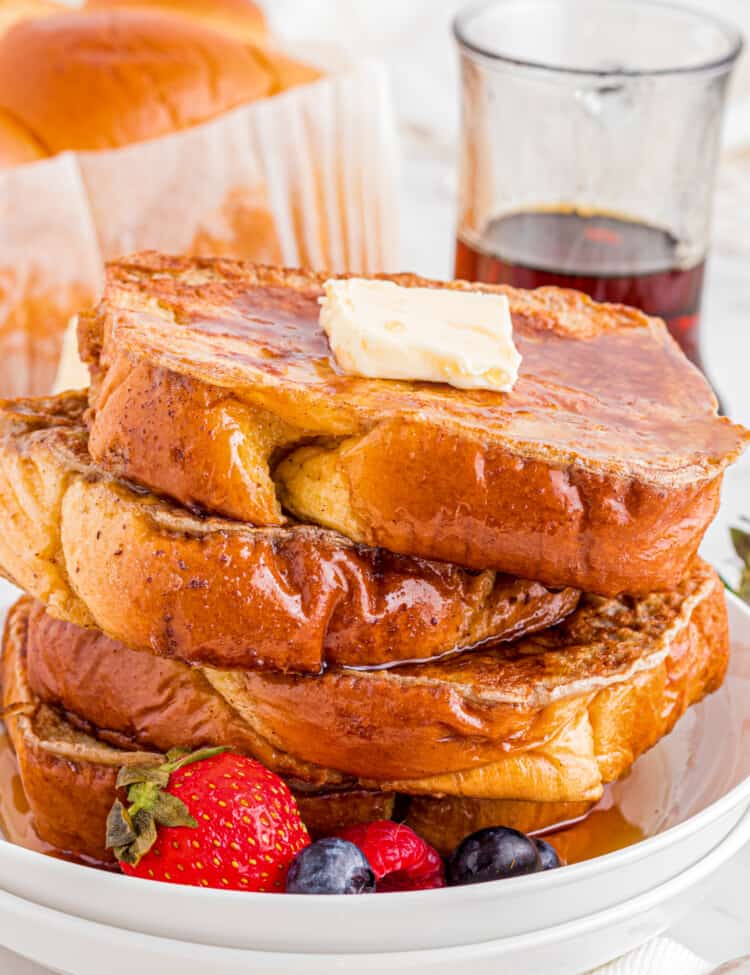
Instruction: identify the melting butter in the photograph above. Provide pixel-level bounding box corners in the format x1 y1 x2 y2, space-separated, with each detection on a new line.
319 278 521 392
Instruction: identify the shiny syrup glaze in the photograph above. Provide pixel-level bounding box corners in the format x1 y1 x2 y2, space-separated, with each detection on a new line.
124 259 744 469
0 730 641 871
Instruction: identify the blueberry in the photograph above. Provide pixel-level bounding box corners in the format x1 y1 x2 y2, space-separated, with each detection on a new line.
286 838 376 894
447 827 541 886
534 838 561 871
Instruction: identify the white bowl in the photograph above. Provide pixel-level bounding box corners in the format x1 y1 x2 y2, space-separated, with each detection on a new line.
1 584 750 960
2 803 750 975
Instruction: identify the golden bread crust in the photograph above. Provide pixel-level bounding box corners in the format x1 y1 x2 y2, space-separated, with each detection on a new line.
82 253 750 595
7 552 729 798
2 602 576 859
0 392 578 673
210 560 728 790
2 599 393 858
84 0 268 44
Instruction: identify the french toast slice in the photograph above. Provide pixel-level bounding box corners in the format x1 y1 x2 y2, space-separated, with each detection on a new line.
1 598 390 860
0 393 578 674
81 252 750 595
8 550 728 799
0 602 590 860
0 600 707 862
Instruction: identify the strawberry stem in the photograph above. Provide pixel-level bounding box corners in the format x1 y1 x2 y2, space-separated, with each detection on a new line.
106 746 229 867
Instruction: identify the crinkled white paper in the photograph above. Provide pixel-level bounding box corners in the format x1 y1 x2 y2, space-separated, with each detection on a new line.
0 59 400 397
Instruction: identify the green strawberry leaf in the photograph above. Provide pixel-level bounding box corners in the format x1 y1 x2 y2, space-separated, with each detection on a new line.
116 765 170 790
149 790 198 829
163 746 228 774
107 746 228 867
115 809 158 867
105 799 136 849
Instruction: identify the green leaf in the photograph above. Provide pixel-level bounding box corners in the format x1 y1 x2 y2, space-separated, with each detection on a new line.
114 809 158 867
731 527 750 566
126 780 162 813
740 567 750 605
149 791 198 829
105 799 136 849
116 765 170 790
719 572 740 598
108 746 226 868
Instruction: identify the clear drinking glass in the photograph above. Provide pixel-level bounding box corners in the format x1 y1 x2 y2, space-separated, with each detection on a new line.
454 0 743 367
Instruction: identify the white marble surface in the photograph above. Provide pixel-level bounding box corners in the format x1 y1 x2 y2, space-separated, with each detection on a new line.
3 2 750 971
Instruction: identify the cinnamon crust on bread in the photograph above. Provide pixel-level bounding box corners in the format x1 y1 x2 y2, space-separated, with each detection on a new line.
2 590 726 859
5 555 729 800
81 253 750 595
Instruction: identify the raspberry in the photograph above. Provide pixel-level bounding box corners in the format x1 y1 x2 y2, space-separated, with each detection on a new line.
336 821 445 892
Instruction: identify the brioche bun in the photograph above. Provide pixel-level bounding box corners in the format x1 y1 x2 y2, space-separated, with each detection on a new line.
0 7 318 159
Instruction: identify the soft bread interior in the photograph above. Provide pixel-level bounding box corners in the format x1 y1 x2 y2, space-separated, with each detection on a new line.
78 254 750 595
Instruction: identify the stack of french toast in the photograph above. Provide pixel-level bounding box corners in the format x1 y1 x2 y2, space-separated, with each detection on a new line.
0 252 748 862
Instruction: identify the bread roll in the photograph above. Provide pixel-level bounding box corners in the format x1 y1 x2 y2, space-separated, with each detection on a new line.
0 9 317 154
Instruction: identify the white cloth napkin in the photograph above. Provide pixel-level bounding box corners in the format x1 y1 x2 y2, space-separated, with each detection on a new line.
592 937 713 974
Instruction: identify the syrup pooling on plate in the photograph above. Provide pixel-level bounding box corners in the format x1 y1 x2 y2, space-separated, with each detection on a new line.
0 727 642 870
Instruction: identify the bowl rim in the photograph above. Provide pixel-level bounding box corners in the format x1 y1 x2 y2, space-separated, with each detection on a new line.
1 800 749 963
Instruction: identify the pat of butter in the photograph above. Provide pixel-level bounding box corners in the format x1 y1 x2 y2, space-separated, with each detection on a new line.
319 279 521 392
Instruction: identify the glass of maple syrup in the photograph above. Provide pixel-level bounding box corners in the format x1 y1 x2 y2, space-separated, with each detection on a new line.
454 0 742 368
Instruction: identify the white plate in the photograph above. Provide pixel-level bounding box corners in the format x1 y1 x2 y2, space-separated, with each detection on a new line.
1 583 750 957
2 803 750 975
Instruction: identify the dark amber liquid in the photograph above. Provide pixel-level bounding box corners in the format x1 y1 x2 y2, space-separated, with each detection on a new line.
455 209 706 366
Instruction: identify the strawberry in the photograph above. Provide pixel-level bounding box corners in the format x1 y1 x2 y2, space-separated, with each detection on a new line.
106 748 310 891
335 821 445 892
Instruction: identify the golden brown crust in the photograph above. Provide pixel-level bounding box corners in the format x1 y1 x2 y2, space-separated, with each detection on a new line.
210 561 729 790
0 392 579 673
1 599 157 859
10 554 730 799
2 601 395 858
0 10 317 155
0 570 730 859
84 0 267 44
82 253 750 595
23 600 347 788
